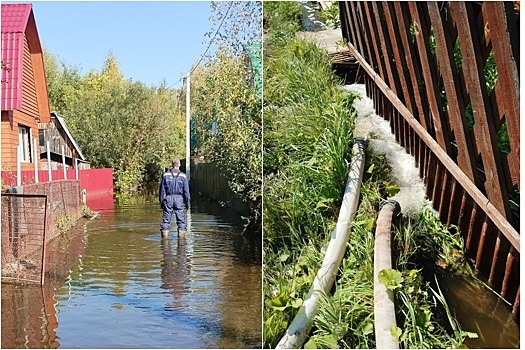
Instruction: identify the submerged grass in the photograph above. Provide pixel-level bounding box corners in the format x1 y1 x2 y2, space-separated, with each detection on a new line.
263 2 475 348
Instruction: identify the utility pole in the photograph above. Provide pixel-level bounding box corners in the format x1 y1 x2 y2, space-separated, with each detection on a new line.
185 72 191 182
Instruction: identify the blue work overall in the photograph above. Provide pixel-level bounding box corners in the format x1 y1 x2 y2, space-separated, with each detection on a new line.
159 169 190 231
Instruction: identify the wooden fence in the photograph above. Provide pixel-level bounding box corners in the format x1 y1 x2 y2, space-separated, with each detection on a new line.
339 1 519 316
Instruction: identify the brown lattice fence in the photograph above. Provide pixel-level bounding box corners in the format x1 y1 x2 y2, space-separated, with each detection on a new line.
339 1 519 316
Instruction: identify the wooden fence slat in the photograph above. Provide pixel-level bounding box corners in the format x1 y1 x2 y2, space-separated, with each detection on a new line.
362 2 389 85
356 2 376 72
483 2 520 189
341 3 363 60
408 2 452 153
427 2 478 182
393 2 431 131
488 232 510 289
372 2 401 97
450 2 511 218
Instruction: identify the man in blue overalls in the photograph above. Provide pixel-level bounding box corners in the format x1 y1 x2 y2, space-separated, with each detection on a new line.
159 158 190 239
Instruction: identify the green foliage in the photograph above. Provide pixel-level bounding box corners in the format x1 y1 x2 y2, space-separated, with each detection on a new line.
263 5 360 347
81 204 97 219
57 213 72 232
263 1 302 51
320 3 340 29
189 3 262 222
378 269 404 290
190 52 262 207
43 50 185 194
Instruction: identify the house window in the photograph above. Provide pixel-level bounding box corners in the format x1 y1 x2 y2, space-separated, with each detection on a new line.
18 125 31 162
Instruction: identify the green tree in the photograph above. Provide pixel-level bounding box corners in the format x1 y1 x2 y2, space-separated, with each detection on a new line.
191 50 261 218
43 50 185 193
188 2 262 223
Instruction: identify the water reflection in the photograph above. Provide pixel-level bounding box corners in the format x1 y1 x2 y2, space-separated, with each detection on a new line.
160 237 191 311
2 197 261 349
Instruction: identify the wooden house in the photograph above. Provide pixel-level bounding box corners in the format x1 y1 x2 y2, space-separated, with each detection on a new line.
1 3 50 172
38 112 89 170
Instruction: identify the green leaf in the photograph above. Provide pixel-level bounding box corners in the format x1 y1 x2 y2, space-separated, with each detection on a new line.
367 163 375 174
378 269 404 290
316 200 329 209
365 218 375 231
386 184 400 196
390 325 402 340
304 338 317 349
319 334 339 349
291 298 303 309
362 322 374 335
461 331 478 339
268 292 289 311
278 252 290 262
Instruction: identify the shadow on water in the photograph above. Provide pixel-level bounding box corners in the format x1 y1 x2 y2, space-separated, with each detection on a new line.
1 195 261 349
435 268 519 348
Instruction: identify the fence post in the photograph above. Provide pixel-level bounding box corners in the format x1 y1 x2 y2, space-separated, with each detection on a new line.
33 138 39 183
16 145 21 187
75 158 79 180
62 145 67 180
46 141 52 182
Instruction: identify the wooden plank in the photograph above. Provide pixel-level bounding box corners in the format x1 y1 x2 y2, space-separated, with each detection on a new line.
432 163 444 211
371 2 401 96
483 2 520 189
346 41 519 252
450 2 511 218
343 3 365 64
446 180 463 228
488 232 510 288
392 2 431 131
382 1 416 115
438 170 451 223
475 218 498 275
408 2 452 154
512 289 520 318
356 2 376 71
427 2 477 182
501 247 520 300
362 2 389 85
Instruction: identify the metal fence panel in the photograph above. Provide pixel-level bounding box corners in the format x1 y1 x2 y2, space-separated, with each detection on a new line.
1 193 47 285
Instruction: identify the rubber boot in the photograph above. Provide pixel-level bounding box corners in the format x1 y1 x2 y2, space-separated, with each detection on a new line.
161 229 170 239
178 229 187 239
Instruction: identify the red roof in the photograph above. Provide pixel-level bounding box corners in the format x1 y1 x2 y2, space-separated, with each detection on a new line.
1 4 33 111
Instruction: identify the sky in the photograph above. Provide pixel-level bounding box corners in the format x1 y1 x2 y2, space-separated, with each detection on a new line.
25 1 215 88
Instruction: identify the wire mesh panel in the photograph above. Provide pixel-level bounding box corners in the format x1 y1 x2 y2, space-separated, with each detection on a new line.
1 193 47 285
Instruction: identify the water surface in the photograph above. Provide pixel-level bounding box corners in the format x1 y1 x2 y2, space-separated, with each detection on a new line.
2 197 261 348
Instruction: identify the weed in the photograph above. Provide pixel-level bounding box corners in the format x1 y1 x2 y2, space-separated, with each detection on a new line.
81 203 97 219
57 214 71 233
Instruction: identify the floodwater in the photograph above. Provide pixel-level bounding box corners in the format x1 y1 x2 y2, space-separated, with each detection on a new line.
1 196 262 349
436 270 520 349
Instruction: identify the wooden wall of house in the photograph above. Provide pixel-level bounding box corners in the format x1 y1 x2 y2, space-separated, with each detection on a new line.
38 121 74 158
21 35 39 118
1 110 39 171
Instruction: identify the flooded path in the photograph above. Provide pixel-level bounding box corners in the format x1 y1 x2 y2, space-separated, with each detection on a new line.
2 197 262 349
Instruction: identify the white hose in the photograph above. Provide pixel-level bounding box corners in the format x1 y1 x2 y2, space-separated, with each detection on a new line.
276 139 367 349
374 200 400 349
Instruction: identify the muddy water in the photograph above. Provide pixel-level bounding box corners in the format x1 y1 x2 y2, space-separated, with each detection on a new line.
1 197 262 349
437 270 519 348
